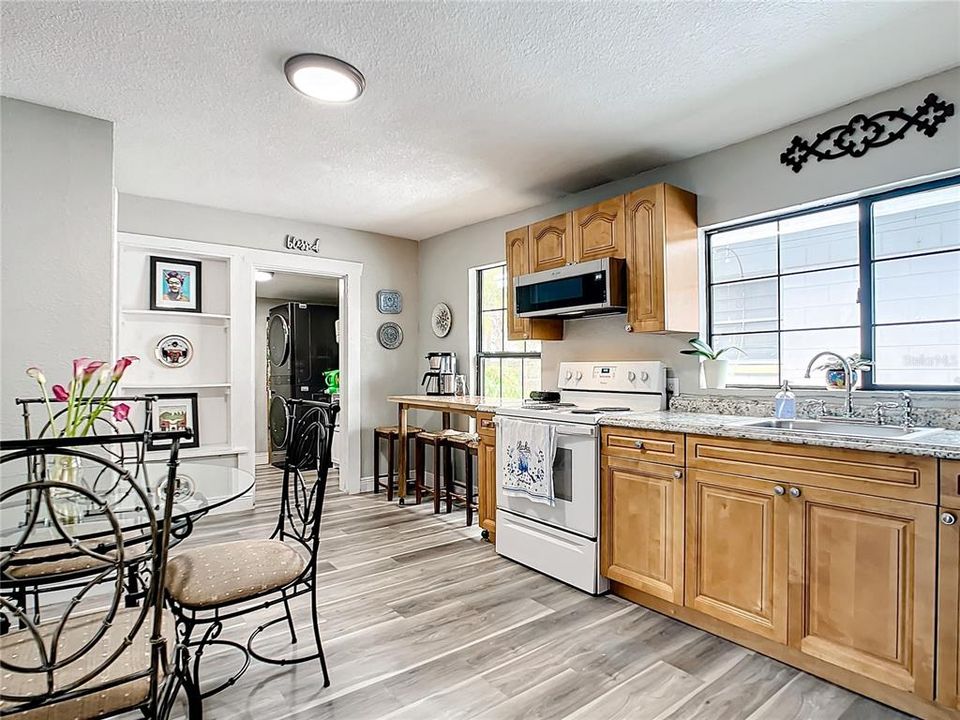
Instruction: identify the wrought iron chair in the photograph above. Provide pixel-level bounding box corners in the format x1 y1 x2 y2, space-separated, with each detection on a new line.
12 397 166 622
0 430 195 719
165 399 339 708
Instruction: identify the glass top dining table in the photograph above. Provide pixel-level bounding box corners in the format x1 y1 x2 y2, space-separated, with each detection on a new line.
0 461 256 548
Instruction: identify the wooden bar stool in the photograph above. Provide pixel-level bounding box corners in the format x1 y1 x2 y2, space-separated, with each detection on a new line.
373 425 423 501
414 429 461 513
441 432 480 527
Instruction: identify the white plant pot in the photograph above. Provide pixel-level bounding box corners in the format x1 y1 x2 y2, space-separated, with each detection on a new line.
702 359 730 389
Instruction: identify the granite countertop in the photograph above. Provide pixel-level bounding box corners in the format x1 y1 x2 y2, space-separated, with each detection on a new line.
596 411 960 460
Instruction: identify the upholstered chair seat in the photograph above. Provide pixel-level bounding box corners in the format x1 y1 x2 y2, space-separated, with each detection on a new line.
0 608 169 720
165 539 306 609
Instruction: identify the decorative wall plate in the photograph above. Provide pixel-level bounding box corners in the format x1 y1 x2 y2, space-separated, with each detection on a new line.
154 334 194 368
431 303 452 338
377 289 402 314
377 322 403 349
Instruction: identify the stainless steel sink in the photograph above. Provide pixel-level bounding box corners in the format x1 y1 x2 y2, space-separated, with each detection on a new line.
737 418 942 441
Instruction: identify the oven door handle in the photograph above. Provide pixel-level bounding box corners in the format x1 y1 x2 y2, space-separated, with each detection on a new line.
493 417 597 437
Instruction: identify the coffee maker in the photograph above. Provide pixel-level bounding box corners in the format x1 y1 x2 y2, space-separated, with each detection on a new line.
422 352 457 395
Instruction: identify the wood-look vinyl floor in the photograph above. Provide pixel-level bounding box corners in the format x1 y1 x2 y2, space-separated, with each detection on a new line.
133 465 912 720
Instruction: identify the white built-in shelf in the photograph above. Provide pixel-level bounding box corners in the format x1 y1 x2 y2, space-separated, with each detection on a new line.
145 444 246 460
121 309 231 321
123 382 232 391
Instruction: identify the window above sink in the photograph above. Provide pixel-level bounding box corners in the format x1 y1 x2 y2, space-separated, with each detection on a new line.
706 175 960 391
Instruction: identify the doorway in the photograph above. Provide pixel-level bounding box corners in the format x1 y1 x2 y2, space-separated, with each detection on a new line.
254 271 341 471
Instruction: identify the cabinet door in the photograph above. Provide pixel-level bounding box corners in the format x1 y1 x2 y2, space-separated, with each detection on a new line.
573 196 626 262
937 509 960 710
477 434 497 541
529 213 573 272
504 227 563 341
624 184 665 332
601 457 684 604
685 469 788 642
788 486 936 698
505 227 531 341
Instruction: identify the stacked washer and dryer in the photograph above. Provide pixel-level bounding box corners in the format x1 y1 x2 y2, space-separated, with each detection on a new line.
267 302 339 467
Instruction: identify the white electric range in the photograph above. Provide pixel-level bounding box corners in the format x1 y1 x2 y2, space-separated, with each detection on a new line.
494 361 668 594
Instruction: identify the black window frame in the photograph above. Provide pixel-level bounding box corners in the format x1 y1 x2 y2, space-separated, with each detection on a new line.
706 174 960 392
475 263 542 400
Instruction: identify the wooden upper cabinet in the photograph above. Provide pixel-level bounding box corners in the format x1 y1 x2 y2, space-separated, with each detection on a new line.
504 226 563 342
601 456 684 604
937 508 960 710
529 213 573 272
624 184 698 333
685 468 788 643
573 197 626 262
788 486 936 698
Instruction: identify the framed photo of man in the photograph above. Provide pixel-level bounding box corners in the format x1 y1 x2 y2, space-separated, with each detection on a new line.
147 393 200 450
150 256 202 312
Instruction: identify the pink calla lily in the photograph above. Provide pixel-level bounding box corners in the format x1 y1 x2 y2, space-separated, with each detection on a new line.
72 357 92 380
112 403 131 422
52 385 69 402
82 361 106 379
111 355 139 380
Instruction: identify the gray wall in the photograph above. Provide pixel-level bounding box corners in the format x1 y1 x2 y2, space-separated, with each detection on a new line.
417 67 960 396
1 98 115 437
117 194 419 478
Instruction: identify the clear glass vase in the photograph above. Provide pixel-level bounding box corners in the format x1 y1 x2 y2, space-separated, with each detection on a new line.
48 454 87 525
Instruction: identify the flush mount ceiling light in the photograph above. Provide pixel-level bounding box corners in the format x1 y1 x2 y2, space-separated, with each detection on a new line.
255 271 274 282
284 53 365 103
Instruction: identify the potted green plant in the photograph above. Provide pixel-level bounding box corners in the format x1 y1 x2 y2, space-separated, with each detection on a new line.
813 353 872 391
680 338 745 389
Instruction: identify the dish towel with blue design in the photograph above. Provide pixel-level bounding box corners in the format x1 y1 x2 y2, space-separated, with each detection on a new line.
499 418 558 506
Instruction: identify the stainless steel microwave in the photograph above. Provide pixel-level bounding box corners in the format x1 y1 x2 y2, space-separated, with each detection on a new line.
515 257 627 318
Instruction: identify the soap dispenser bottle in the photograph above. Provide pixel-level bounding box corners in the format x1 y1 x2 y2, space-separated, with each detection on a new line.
774 380 796 420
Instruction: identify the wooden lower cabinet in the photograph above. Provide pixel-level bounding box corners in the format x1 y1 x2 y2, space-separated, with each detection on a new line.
788 486 937 698
477 414 497 542
937 508 960 710
684 468 789 643
600 456 684 604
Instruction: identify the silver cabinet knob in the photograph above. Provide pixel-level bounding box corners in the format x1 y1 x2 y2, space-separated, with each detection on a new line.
942 512 957 526
773 486 785 496
789 487 802 498
673 469 683 479
634 440 644 449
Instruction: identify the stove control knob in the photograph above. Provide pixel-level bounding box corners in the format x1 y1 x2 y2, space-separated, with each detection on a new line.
564 371 573 381
640 371 650 382
627 371 636 382
575 371 583 381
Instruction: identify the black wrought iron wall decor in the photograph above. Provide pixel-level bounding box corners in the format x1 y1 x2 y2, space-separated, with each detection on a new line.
780 93 955 173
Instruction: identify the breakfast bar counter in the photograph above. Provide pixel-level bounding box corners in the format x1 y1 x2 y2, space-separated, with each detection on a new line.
387 395 514 500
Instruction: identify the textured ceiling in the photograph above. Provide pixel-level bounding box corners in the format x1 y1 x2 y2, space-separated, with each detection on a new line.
2 1 958 241
256 271 339 304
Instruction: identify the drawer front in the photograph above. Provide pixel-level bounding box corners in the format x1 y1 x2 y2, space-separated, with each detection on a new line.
687 435 937 504
942 460 960 511
602 427 684 466
477 412 496 439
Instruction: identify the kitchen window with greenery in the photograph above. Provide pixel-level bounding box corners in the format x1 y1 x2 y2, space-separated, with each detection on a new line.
476 263 541 400
706 175 960 390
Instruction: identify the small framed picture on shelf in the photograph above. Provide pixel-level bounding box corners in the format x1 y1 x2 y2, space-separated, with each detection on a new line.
150 256 202 312
147 393 200 450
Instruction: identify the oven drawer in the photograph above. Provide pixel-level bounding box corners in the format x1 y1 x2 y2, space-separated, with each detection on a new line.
601 427 684 466
496 510 607 595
